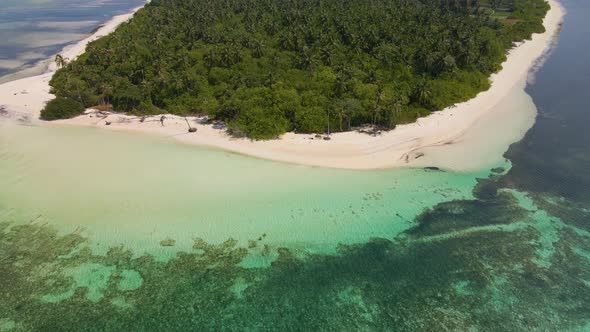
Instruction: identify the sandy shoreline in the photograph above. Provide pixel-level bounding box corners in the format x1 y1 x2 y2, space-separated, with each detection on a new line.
0 0 564 171
0 6 144 118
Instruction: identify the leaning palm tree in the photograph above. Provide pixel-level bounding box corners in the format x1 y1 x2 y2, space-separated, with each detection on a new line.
185 117 197 132
54 54 68 69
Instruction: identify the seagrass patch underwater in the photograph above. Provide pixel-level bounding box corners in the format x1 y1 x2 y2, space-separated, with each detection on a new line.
0 174 589 331
1 115 588 330
2 0 590 329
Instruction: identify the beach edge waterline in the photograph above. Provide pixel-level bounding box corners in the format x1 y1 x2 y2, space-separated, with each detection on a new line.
0 0 565 171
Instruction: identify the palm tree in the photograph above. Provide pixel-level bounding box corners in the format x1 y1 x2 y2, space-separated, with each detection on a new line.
373 88 385 126
231 46 242 65
221 47 233 67
334 66 352 95
416 85 432 106
252 39 265 58
326 107 332 135
265 72 275 88
298 47 318 73
333 98 359 131
99 83 113 105
266 21 279 35
54 54 68 69
203 49 216 69
320 45 333 65
385 95 407 129
55 54 71 86
173 76 185 96
334 101 346 131
279 32 296 51
414 77 433 107
344 98 360 130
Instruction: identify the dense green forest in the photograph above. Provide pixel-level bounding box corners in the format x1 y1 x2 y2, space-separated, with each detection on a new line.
46 0 549 139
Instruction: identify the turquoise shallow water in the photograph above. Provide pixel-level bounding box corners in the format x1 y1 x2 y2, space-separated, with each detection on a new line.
0 122 485 258
1 109 588 330
1 0 590 329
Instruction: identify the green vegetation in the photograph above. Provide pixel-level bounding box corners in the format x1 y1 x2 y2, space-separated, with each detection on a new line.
40 97 86 120
1 180 589 330
48 0 549 139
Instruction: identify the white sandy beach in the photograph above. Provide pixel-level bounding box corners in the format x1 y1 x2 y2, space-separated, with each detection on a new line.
0 6 143 117
0 0 564 171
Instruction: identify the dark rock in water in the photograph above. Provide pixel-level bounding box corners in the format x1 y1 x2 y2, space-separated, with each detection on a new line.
491 167 505 174
424 166 442 171
105 121 112 126
315 134 322 138
159 238 176 247
188 127 197 133
323 136 331 140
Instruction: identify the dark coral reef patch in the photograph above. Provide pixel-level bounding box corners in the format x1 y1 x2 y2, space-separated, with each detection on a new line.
1 177 588 331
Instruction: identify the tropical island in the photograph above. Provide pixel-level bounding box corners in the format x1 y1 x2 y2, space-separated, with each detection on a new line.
44 0 549 139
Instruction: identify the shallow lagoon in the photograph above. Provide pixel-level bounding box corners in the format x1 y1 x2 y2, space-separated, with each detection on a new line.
1 0 589 329
1 105 588 329
0 122 485 258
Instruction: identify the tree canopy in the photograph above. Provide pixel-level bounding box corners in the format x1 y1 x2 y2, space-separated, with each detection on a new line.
48 0 549 139
41 97 86 120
